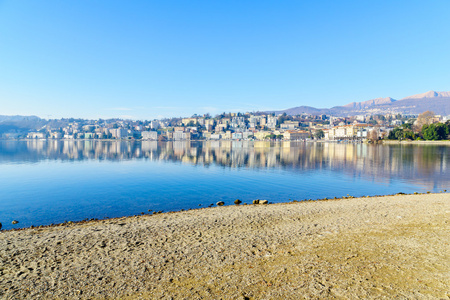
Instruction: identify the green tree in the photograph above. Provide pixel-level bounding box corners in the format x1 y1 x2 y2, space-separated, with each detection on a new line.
422 123 448 140
386 127 415 140
314 129 324 139
402 123 412 130
403 130 415 140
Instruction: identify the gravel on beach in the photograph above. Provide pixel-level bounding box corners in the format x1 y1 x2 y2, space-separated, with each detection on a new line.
0 193 449 299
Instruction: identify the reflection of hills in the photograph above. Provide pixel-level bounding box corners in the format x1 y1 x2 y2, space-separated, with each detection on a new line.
0 140 448 188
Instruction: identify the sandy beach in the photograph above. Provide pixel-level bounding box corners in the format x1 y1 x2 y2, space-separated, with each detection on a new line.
1 193 449 299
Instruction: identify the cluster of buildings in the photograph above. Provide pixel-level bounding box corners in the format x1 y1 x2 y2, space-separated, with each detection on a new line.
17 112 449 142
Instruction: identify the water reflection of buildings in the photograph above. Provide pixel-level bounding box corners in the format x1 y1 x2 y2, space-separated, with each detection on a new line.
0 140 448 188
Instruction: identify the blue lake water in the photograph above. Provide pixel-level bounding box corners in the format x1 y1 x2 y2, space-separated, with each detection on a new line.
0 140 449 230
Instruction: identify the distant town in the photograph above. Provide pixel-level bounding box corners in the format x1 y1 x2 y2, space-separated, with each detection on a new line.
1 110 449 142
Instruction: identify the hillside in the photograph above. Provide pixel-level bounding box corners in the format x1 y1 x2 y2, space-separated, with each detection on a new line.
276 91 450 116
0 115 45 134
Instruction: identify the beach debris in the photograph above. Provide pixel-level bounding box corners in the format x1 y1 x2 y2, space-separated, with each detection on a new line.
253 199 260 204
12 220 19 225
216 201 225 206
234 199 242 205
259 200 268 204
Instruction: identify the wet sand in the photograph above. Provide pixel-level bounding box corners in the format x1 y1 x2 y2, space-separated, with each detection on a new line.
1 193 449 299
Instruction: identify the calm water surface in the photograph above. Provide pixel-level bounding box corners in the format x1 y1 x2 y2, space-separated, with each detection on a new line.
0 140 448 229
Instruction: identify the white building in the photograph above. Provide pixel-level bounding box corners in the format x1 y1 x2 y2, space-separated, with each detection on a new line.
112 129 128 139
27 132 46 139
267 116 277 129
142 131 158 140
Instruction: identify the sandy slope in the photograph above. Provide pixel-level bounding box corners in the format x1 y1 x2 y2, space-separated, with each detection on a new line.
0 193 449 299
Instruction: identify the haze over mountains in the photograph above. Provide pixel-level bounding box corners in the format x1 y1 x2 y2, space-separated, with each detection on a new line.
275 91 450 116
1 91 449 135
0 115 46 134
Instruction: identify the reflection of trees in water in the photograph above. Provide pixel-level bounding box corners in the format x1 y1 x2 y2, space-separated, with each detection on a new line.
415 145 448 176
0 140 448 186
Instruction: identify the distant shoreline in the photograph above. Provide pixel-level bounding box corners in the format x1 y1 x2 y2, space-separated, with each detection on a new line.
382 139 450 145
2 138 449 145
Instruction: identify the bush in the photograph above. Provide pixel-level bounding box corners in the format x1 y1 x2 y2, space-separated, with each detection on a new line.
422 123 449 140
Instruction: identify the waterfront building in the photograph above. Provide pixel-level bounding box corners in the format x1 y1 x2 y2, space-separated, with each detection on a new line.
142 131 158 140
283 130 309 140
27 132 46 139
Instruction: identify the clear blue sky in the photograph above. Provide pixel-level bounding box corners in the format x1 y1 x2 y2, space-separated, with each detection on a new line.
1 0 449 120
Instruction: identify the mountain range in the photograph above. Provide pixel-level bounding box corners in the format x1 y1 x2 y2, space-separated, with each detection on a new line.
0 115 46 134
274 91 450 116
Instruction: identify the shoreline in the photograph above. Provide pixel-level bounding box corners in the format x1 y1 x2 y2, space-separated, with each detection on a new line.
383 139 450 145
1 193 449 299
2 191 447 232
